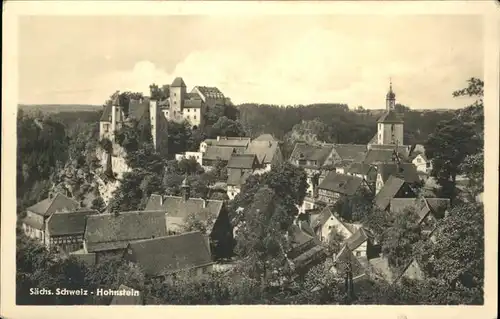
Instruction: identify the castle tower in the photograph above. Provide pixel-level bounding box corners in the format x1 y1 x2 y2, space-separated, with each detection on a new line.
169 77 186 121
110 93 124 142
377 82 404 146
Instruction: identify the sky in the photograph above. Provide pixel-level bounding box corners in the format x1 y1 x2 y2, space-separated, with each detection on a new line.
18 15 483 109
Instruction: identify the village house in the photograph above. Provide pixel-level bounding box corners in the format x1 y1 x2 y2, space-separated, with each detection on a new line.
123 231 214 281
245 134 284 173
287 222 328 274
390 197 451 235
369 256 424 285
373 175 417 212
202 145 237 168
83 211 168 264
199 136 250 154
311 206 362 243
45 209 97 253
317 172 365 206
330 244 369 282
144 179 233 259
344 227 379 260
374 162 420 194
226 153 260 200
409 152 432 174
21 192 81 245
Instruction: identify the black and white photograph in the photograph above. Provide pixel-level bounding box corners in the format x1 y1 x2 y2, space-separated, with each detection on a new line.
1 1 498 318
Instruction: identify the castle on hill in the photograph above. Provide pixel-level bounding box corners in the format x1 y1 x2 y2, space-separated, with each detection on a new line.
99 77 231 152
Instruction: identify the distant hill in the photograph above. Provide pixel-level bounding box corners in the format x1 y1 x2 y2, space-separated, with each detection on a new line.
19 104 103 113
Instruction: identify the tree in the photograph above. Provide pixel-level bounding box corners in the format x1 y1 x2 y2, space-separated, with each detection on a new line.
149 83 169 101
234 187 290 287
425 118 480 201
459 151 484 199
418 203 484 293
381 207 422 270
209 116 246 138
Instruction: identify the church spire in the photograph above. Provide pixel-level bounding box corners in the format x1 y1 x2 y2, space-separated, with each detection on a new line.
386 79 396 111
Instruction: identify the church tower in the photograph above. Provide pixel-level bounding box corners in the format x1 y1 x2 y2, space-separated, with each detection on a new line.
169 77 186 122
377 82 404 146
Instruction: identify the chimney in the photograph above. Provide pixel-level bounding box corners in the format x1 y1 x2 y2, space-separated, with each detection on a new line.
202 199 207 209
48 192 55 200
216 136 220 141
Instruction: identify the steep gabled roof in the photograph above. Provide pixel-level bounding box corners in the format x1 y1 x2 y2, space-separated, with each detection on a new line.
377 110 404 124
47 210 97 236
125 232 213 277
377 163 420 183
289 143 333 164
333 144 367 161
144 195 224 221
84 211 168 252
318 172 363 196
204 146 236 161
26 193 80 217
362 149 399 165
334 244 367 279
227 169 253 186
346 162 373 176
345 228 371 250
245 139 280 165
184 99 202 109
204 138 250 149
100 104 112 122
373 176 412 210
227 154 258 169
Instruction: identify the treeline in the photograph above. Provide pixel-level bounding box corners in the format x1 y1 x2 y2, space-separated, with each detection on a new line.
237 102 455 146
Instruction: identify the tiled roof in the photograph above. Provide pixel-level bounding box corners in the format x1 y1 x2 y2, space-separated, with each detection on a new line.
424 198 450 220
389 198 419 215
312 206 334 229
127 99 149 121
227 154 258 169
194 86 225 99
289 143 333 163
84 211 168 253
47 210 97 236
318 172 363 196
186 92 202 100
226 169 253 186
367 133 378 145
369 144 410 156
362 149 396 165
100 104 112 122
109 285 144 305
171 77 187 87
22 214 44 230
125 232 213 277
184 99 202 109
246 140 279 165
373 176 407 210
204 138 250 149
345 228 370 250
333 144 367 161
26 193 80 217
144 195 224 221
346 162 373 176
334 244 366 278
204 146 236 161
377 110 404 123
377 163 419 183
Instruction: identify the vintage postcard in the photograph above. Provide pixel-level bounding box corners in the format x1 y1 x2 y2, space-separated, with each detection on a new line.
1 1 498 319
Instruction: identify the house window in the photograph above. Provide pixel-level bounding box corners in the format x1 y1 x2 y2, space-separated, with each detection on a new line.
356 251 361 257
187 115 190 120
426 162 430 168
194 115 197 120
103 124 109 132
